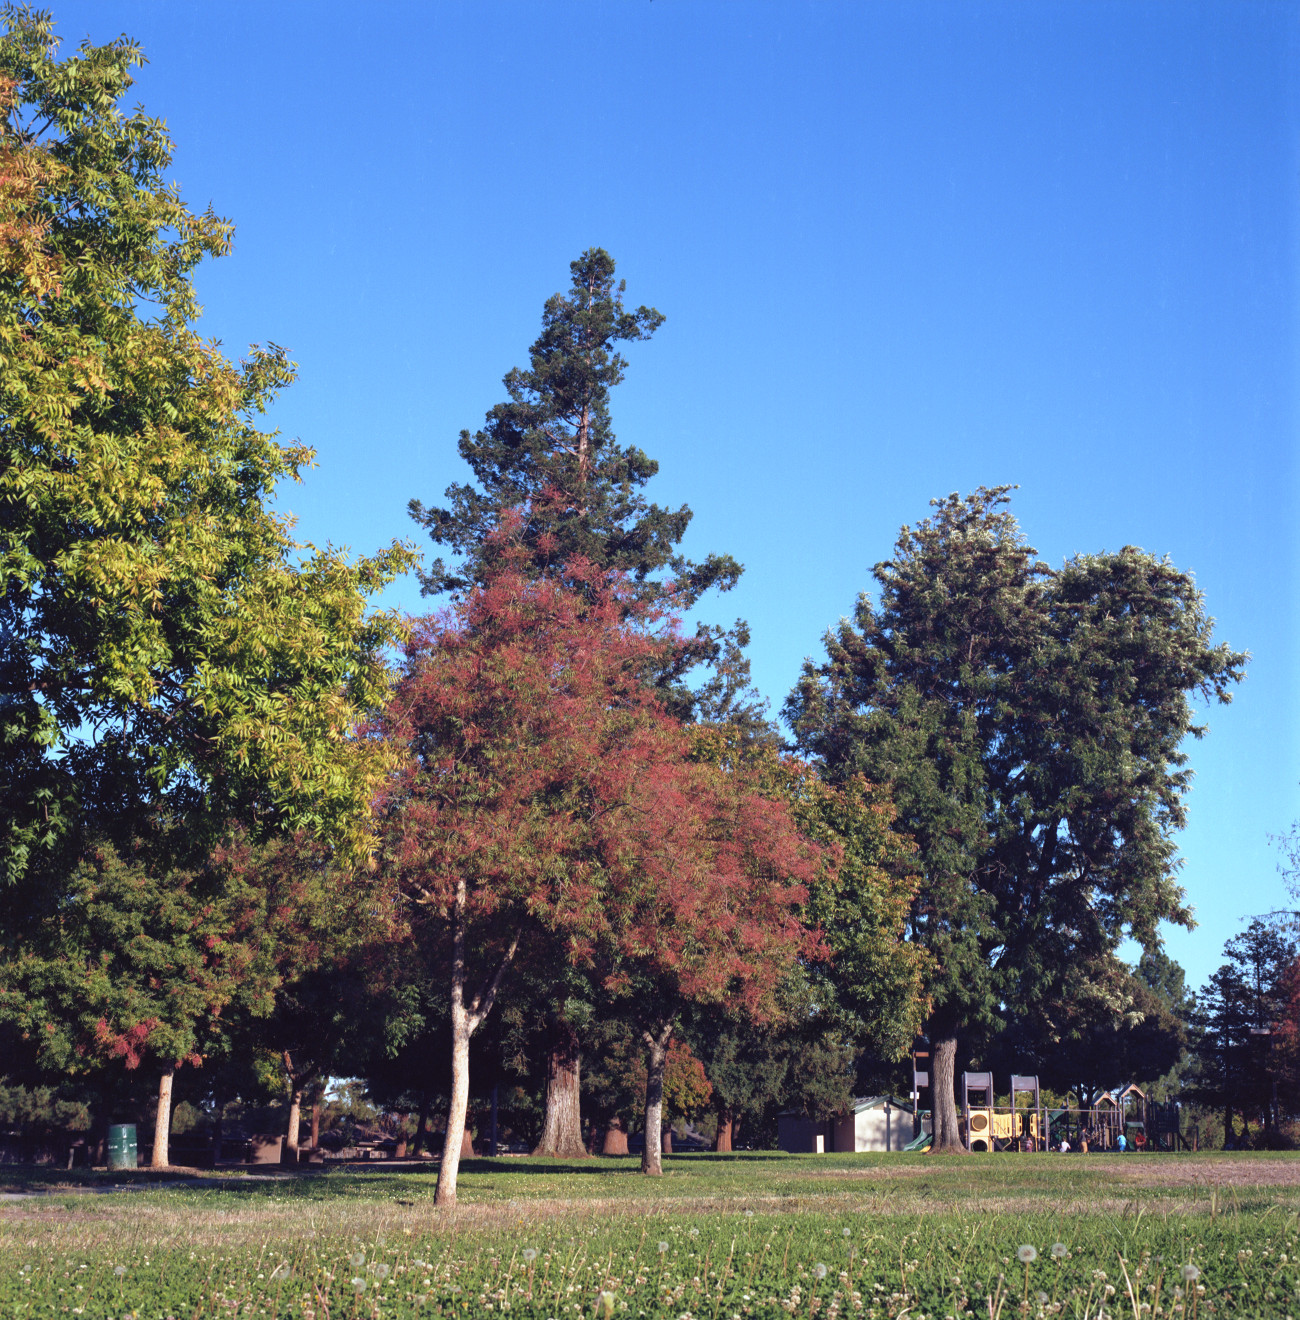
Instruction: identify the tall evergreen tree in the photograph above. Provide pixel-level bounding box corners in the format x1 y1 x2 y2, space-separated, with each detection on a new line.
1187 918 1295 1146
409 247 737 606
408 250 762 1158
787 487 1247 1150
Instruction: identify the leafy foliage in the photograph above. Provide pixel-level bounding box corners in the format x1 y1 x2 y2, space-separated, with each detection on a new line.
0 8 412 882
0 838 269 1078
787 487 1247 1142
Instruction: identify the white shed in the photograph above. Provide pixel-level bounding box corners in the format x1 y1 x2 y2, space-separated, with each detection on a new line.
832 1096 915 1152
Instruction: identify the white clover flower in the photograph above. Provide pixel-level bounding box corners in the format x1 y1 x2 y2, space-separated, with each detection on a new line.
523 1248 538 1263
1050 1244 1068 1260
1017 1246 1038 1264
814 1264 828 1280
349 1251 365 1269
1182 1264 1201 1283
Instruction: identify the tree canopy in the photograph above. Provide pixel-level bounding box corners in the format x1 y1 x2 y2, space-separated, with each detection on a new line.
786 486 1247 1148
0 8 411 882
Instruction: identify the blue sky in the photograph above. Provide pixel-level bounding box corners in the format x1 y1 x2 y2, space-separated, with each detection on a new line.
51 0 1297 991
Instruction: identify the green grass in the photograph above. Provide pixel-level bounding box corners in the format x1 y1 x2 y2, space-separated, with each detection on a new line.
3 1152 1300 1318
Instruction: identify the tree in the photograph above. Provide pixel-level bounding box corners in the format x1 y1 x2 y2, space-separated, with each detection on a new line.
209 831 403 1165
409 248 737 609
1188 918 1295 1145
0 9 411 885
599 742 825 1175
409 250 765 1159
0 837 270 1166
787 487 1247 1150
379 554 682 1203
380 544 822 1199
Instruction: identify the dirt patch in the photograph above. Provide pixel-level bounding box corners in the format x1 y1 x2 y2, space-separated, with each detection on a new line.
1112 1156 1300 1188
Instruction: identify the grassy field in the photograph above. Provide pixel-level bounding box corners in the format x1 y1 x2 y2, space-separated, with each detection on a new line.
3 1151 1300 1319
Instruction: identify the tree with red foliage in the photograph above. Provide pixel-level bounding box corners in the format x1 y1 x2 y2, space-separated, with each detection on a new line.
379 551 822 1202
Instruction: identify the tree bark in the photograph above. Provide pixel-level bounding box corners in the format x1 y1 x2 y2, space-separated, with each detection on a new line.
280 1051 316 1166
151 1068 175 1169
930 1034 964 1152
534 1018 589 1157
640 1023 673 1176
437 1009 473 1204
715 1104 734 1153
284 1083 303 1166
434 879 519 1207
601 1116 629 1155
310 1099 321 1151
413 1094 431 1155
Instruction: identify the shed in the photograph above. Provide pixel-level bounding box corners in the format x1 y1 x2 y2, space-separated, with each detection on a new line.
776 1113 829 1153
832 1096 916 1153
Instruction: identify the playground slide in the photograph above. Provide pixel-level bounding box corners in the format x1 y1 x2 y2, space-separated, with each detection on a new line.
903 1130 932 1152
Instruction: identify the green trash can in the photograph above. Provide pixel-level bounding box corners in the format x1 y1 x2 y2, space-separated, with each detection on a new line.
107 1124 137 1171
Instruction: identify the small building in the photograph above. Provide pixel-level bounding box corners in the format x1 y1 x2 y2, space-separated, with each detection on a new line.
833 1096 916 1153
776 1112 829 1153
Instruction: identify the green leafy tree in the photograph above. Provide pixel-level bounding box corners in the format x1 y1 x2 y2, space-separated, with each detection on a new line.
787 487 1247 1150
210 831 404 1164
0 8 411 884
0 837 272 1166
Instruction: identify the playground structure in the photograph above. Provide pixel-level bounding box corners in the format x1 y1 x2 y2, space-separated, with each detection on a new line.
960 1078 1192 1152
908 1039 1193 1152
1046 1083 1194 1152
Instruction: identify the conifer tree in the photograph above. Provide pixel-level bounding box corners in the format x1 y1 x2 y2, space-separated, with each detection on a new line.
409 248 737 606
409 251 762 1157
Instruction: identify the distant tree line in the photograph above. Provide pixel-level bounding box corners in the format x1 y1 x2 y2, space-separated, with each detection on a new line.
0 8 1280 1200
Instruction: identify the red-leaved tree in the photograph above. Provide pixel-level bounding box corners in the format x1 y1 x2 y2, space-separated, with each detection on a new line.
379 551 824 1202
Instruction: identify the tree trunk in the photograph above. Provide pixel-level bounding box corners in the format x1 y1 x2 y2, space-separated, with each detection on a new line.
437 991 473 1205
284 1088 303 1165
151 1068 175 1169
662 1127 673 1153
930 1034 964 1152
534 1019 589 1157
640 1024 673 1176
434 881 519 1207
211 1101 224 1166
310 1100 321 1151
715 1104 734 1153
413 1094 431 1155
601 1116 629 1155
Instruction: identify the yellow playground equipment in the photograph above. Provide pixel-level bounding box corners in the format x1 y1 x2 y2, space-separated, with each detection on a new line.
962 1072 1046 1151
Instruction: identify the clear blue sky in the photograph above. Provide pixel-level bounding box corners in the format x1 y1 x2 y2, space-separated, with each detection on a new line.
50 0 1298 992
